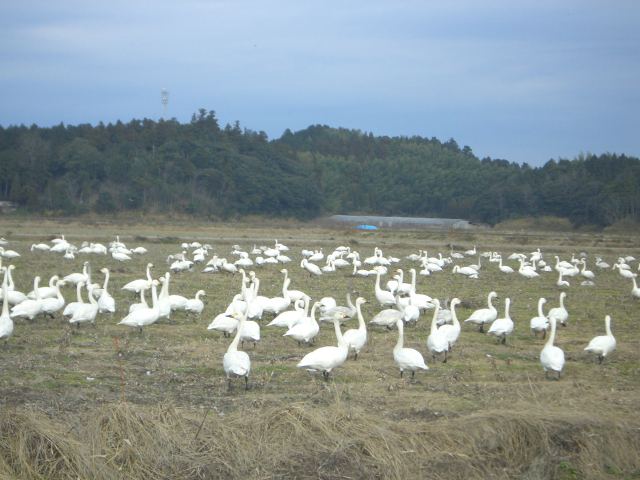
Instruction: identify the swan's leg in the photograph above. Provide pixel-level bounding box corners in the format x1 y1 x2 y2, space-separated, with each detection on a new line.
479 324 484 333
228 378 232 391
542 330 547 340
244 376 249 390
354 351 358 361
400 369 403 378
411 370 415 380
501 336 506 345
598 355 603 365
443 351 448 363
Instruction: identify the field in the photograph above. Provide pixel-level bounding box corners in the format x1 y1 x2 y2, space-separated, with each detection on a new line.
0 217 639 479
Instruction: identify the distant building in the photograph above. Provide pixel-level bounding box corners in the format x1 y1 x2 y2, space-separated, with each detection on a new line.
326 215 475 230
0 201 17 214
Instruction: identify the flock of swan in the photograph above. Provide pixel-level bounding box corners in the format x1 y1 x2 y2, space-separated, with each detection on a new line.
0 234 636 390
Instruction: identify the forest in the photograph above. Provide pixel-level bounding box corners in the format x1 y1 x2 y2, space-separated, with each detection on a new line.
0 109 638 227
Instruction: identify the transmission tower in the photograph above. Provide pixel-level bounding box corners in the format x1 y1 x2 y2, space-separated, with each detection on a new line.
161 88 169 119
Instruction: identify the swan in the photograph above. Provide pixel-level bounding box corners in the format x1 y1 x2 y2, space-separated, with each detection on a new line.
393 317 428 379
498 257 514 273
320 292 357 323
518 259 539 279
530 298 549 338
616 264 637 279
0 247 20 259
453 265 479 278
426 300 449 362
487 298 514 344
407 269 432 311
580 260 595 280
584 315 616 364
208 313 239 337
297 317 349 380
27 274 59 300
548 292 569 327
118 280 160 332
31 243 51 252
341 297 367 359
185 290 206 316
369 307 403 329
280 269 308 303
111 251 131 262
223 310 251 389
0 266 27 306
129 286 149 314
632 277 640 299
40 277 66 318
595 257 610 269
464 291 498 332
556 271 570 288
69 285 99 327
438 298 461 350
0 269 14 343
540 316 565 380
63 281 86 317
10 276 43 320
464 245 476 256
268 297 309 328
284 301 320 346
300 258 322 277
97 268 115 314
263 279 291 316
62 261 89 286
374 270 396 307
122 263 153 294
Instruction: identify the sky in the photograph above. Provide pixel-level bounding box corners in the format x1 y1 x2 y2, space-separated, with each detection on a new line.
0 0 638 166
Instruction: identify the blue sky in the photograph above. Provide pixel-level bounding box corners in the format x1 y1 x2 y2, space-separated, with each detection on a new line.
1 0 638 165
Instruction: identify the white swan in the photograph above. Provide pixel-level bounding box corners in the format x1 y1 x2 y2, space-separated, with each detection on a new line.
280 269 308 303
268 297 308 329
393 317 428 379
529 297 549 338
300 258 322 277
438 298 461 351
122 263 153 294
498 257 514 273
223 310 251 389
579 260 595 280
548 292 568 327
341 297 367 360
69 285 99 327
10 276 43 320
632 276 640 299
374 270 396 307
297 317 349 380
40 277 66 318
464 291 498 332
185 290 206 316
584 315 616 364
97 268 116 314
540 316 565 380
27 274 59 300
487 298 514 344
320 292 357 323
0 269 14 343
62 261 89 286
118 280 160 332
284 301 320 345
0 266 27 305
556 271 570 288
426 300 449 362
453 265 479 278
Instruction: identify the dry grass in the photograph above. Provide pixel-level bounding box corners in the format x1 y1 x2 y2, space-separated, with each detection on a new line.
0 217 639 479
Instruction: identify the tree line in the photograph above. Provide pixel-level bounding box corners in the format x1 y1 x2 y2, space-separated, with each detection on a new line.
0 110 638 227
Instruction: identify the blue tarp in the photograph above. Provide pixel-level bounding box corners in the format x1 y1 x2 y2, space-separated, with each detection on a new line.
355 224 378 230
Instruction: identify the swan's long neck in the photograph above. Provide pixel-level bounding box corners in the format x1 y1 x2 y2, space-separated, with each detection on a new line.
356 301 365 330
55 281 64 301
605 315 612 336
146 264 152 282
450 300 460 328
1 271 9 318
346 292 354 309
410 269 417 292
33 277 41 301
488 293 495 309
559 294 565 308
334 319 346 348
76 282 84 303
430 302 441 334
150 282 158 309
7 267 15 290
49 276 57 288
161 274 170 299
282 278 290 297
309 302 319 328
504 298 511 318
546 317 557 347
139 287 148 307
537 298 546 317
228 311 246 352
87 286 98 305
102 270 110 291
395 320 404 351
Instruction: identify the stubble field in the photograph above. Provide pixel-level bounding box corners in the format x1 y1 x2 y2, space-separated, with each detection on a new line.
0 217 639 479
